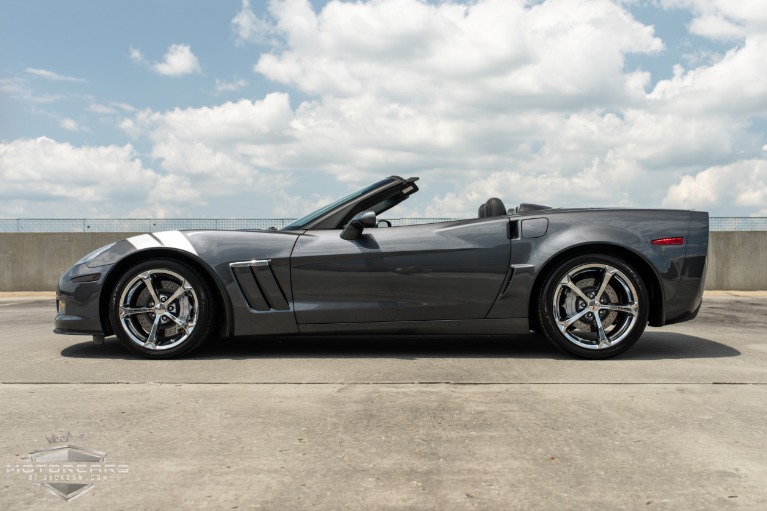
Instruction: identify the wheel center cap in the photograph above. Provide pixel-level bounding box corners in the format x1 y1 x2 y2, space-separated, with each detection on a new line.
588 300 600 312
155 302 166 312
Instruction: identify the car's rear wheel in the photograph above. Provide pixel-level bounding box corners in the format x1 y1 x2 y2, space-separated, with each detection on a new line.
537 254 649 359
109 259 216 359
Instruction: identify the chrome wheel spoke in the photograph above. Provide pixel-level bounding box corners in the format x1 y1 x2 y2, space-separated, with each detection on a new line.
604 302 639 316
557 308 589 331
165 312 195 333
120 306 154 317
139 271 161 305
561 274 590 303
165 279 192 305
595 265 616 301
143 315 162 350
593 313 611 348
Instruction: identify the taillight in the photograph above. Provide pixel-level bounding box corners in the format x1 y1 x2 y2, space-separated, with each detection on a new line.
651 237 684 245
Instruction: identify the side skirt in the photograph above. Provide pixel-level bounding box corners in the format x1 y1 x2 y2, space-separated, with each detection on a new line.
298 318 530 336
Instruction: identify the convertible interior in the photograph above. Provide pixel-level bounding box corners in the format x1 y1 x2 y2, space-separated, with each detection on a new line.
477 197 551 218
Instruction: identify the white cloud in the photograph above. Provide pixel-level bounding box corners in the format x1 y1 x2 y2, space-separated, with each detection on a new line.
662 159 767 215
8 0 766 219
0 77 62 103
87 102 136 115
118 93 295 207
146 175 204 208
111 101 136 112
254 0 662 106
125 93 293 146
152 44 202 76
688 14 745 40
59 118 81 131
100 0 766 219
87 103 118 115
129 46 145 64
0 77 28 96
232 0 274 45
0 137 171 216
657 0 767 40
130 44 201 76
215 78 248 93
648 36 767 116
25 68 86 82
116 90 712 217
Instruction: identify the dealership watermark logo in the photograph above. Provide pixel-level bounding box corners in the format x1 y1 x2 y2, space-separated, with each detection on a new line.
6 431 129 502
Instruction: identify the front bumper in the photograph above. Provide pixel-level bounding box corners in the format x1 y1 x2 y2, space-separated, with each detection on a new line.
54 262 113 336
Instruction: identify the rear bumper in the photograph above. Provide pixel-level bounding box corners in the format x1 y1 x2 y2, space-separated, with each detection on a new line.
662 211 708 326
664 300 702 326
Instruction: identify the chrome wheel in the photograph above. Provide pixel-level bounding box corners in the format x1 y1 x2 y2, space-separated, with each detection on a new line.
538 254 649 359
118 268 199 350
110 259 217 358
553 264 639 350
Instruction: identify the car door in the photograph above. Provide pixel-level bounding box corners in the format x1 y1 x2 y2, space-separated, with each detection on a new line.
289 217 511 324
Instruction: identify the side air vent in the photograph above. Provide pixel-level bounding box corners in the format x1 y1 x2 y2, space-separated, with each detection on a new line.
497 267 515 298
230 260 290 311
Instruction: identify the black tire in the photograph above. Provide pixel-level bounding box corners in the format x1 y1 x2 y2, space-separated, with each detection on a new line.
109 259 217 359
537 254 649 359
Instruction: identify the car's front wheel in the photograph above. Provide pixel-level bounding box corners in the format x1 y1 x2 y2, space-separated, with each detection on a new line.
109 259 216 359
537 254 649 359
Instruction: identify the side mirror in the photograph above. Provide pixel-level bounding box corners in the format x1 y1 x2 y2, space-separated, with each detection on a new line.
377 219 392 228
340 210 377 240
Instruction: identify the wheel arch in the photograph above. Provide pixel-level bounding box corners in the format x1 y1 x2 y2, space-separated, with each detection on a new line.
99 248 233 338
527 242 664 331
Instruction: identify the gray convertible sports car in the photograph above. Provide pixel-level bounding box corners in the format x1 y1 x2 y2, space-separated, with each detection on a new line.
55 176 708 359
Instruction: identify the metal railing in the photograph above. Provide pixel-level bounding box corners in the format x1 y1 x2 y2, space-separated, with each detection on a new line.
0 217 764 232
709 217 767 231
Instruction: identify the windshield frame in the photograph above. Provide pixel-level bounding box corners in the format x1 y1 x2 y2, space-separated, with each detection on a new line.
281 176 416 231
280 179 390 231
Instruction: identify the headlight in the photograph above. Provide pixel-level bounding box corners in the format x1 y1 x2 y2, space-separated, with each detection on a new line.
75 242 116 265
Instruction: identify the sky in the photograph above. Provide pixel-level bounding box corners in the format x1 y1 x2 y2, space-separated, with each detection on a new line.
1 0 766 220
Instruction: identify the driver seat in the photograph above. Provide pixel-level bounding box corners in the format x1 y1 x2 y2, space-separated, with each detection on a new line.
478 197 507 218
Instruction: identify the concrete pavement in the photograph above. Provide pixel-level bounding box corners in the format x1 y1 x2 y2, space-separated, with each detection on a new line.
1 293 765 509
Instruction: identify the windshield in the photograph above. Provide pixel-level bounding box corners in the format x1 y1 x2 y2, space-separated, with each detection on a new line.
281 178 393 231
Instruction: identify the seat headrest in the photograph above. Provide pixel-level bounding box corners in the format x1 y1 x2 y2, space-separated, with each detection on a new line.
484 197 506 217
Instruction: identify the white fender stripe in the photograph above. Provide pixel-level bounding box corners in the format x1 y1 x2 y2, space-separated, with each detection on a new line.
127 231 198 256
153 231 199 256
127 233 161 250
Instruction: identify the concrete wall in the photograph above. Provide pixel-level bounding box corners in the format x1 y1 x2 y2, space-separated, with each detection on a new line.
706 232 767 291
1 231 766 291
0 233 141 292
